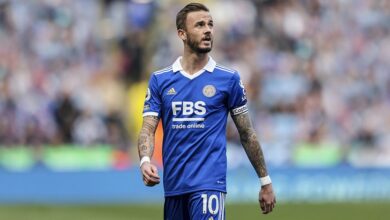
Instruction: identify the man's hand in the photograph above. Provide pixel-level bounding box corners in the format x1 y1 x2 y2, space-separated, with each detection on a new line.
140 162 160 187
259 184 276 214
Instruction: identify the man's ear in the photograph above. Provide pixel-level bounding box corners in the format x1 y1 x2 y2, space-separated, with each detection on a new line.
178 29 187 41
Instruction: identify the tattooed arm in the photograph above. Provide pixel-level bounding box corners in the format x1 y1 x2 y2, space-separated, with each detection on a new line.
231 112 268 177
231 112 276 214
138 115 160 186
138 115 159 159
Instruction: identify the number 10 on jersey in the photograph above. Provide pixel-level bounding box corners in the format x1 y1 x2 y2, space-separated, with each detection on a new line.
201 193 219 215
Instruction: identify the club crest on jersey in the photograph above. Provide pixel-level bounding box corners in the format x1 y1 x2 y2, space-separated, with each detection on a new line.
145 88 151 101
202 85 216 97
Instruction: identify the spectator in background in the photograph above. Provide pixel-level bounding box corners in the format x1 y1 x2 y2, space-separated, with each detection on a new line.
53 91 79 143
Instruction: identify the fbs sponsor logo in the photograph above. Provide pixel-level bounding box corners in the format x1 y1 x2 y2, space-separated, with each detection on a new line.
167 87 176 95
172 101 206 116
171 101 206 124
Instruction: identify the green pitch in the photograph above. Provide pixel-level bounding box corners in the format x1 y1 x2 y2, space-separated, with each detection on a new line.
0 202 388 220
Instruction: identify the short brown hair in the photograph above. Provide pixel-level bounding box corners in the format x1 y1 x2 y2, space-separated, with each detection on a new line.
176 3 209 30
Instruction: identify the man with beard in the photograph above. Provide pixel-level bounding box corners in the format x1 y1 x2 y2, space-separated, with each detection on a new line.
138 3 276 219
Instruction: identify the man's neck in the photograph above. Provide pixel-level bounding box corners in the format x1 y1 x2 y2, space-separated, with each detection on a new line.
180 50 209 75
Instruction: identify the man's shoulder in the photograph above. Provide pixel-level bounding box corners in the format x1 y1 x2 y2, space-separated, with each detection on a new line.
213 63 237 75
148 65 174 89
212 63 240 83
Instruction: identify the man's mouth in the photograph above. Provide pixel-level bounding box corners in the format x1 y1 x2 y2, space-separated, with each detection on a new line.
202 36 212 41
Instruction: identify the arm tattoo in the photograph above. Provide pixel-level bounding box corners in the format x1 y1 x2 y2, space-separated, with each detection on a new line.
138 116 159 159
231 113 268 177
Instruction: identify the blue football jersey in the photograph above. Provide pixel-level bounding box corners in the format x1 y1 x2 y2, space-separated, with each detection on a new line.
143 57 248 196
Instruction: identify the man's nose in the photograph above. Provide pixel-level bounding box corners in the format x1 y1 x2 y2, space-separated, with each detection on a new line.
204 26 212 34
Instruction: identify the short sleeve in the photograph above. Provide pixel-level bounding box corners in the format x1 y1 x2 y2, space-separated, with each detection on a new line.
228 72 248 116
143 74 162 117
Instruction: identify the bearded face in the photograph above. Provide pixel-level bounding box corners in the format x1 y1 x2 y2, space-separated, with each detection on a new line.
180 11 214 54
186 31 213 53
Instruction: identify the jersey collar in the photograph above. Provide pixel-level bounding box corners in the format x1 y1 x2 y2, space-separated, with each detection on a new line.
172 56 216 73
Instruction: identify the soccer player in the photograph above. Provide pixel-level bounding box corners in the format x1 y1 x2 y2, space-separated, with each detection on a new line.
138 3 276 219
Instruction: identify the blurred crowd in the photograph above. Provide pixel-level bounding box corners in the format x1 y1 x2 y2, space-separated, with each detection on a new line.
0 0 389 167
0 0 151 150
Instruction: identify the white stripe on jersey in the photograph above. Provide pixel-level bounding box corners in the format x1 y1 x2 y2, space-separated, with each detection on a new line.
223 193 225 219
219 192 223 219
172 117 204 122
215 65 235 73
143 112 159 117
154 67 172 75
218 192 225 220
